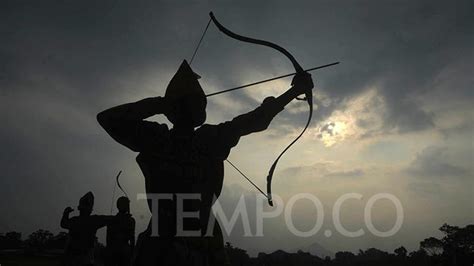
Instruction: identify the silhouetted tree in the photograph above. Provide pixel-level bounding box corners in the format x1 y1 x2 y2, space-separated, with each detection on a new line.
0 231 22 249
420 236 443 256
26 229 53 251
394 246 407 257
334 251 356 264
47 231 68 249
361 248 389 260
225 242 251 266
408 249 430 266
324 255 331 263
438 223 474 265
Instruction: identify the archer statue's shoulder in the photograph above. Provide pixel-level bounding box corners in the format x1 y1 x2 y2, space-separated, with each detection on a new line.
196 122 240 151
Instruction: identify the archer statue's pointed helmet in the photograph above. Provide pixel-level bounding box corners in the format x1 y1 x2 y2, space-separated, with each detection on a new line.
78 191 94 210
164 60 206 127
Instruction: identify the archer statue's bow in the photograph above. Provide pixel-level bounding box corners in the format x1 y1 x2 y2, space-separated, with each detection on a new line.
116 170 128 198
209 12 313 206
110 170 128 214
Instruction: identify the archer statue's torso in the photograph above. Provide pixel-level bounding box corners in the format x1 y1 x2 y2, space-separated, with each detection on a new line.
136 122 240 235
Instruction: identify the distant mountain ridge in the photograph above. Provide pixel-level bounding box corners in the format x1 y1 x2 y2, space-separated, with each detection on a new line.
292 242 334 259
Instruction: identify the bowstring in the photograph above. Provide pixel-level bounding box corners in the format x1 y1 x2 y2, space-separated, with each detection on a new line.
189 17 268 199
226 159 269 199
189 17 212 65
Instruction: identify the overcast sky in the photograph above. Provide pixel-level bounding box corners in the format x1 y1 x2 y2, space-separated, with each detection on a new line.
1 0 473 256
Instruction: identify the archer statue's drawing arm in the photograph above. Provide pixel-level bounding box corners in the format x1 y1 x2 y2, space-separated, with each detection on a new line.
97 97 170 152
60 207 74 229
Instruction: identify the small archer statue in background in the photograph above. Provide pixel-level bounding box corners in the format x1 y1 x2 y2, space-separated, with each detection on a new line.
61 191 115 266
105 196 135 266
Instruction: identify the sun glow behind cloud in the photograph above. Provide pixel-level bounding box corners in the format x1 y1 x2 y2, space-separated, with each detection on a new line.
314 88 386 147
229 72 389 149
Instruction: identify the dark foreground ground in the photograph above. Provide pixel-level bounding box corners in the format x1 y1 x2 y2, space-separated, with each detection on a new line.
1 247 473 266
1 223 473 266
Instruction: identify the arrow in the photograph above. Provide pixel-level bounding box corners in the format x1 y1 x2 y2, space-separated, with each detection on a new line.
205 62 339 97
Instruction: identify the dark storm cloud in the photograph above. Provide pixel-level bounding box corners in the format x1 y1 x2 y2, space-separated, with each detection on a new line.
1 1 174 100
404 146 470 179
254 0 474 134
196 0 473 137
2 0 472 123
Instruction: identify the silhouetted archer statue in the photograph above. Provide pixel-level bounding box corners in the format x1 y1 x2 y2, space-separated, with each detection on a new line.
61 191 115 266
97 59 313 266
106 196 135 266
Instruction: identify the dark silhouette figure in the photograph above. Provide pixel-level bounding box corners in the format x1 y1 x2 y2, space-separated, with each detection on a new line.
60 191 114 266
97 60 313 266
105 196 136 266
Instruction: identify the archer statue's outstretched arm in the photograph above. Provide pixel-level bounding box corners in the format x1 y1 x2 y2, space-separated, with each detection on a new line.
225 72 314 137
97 97 169 152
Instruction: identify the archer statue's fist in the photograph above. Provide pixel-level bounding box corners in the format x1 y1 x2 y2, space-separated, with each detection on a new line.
63 207 74 214
292 72 314 95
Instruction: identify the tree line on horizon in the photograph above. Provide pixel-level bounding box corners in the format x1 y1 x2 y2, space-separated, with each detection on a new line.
0 223 473 266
